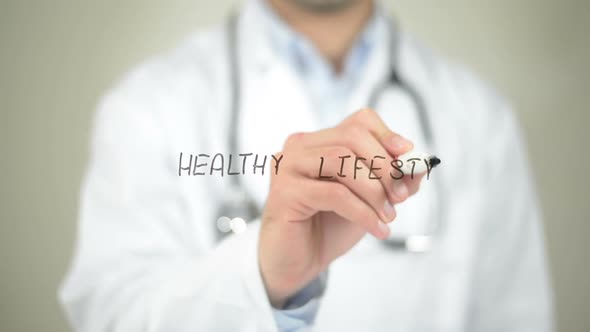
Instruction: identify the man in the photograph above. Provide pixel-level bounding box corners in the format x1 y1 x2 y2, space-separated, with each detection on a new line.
60 0 554 331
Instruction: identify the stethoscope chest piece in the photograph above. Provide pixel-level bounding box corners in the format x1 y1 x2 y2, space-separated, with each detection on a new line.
216 185 259 238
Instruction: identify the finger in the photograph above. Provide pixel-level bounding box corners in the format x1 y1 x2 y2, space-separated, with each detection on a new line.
342 108 413 156
292 146 397 223
295 178 391 239
297 126 406 203
404 172 426 196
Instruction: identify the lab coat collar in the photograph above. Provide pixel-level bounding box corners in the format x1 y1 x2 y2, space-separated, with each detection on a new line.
239 0 277 71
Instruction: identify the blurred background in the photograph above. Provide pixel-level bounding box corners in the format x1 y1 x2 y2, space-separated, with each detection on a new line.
1 0 588 331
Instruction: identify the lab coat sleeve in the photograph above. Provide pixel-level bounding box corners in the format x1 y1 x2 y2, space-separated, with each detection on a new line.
58 73 278 331
467 106 554 331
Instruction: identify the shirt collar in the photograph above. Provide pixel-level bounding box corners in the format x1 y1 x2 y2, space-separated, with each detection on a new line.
251 0 386 79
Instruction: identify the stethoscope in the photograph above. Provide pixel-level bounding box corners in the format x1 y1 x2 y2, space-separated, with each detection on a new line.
216 12 445 253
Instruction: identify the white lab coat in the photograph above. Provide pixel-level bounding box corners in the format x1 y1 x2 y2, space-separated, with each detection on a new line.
59 2 554 331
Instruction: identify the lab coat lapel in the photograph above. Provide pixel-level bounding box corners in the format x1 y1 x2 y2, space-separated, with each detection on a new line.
236 4 318 208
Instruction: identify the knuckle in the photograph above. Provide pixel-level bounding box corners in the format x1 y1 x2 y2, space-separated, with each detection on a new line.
343 125 364 145
284 132 302 148
315 186 332 202
325 146 350 159
356 107 373 117
331 183 349 201
355 108 374 121
358 209 376 226
372 187 388 205
343 108 369 125
366 186 386 208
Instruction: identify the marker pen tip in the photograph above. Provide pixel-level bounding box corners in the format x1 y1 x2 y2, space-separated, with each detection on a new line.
429 156 441 168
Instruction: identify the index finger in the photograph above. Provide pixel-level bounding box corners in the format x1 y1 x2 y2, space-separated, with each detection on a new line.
342 108 414 156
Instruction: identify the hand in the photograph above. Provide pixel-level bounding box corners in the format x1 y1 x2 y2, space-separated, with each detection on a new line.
258 109 425 308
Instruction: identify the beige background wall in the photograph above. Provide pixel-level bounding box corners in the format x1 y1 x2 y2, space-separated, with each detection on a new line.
1 1 588 331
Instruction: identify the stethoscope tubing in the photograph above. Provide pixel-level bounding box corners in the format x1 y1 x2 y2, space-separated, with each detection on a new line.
219 12 445 251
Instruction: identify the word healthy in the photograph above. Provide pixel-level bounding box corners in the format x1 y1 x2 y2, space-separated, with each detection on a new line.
178 152 436 180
